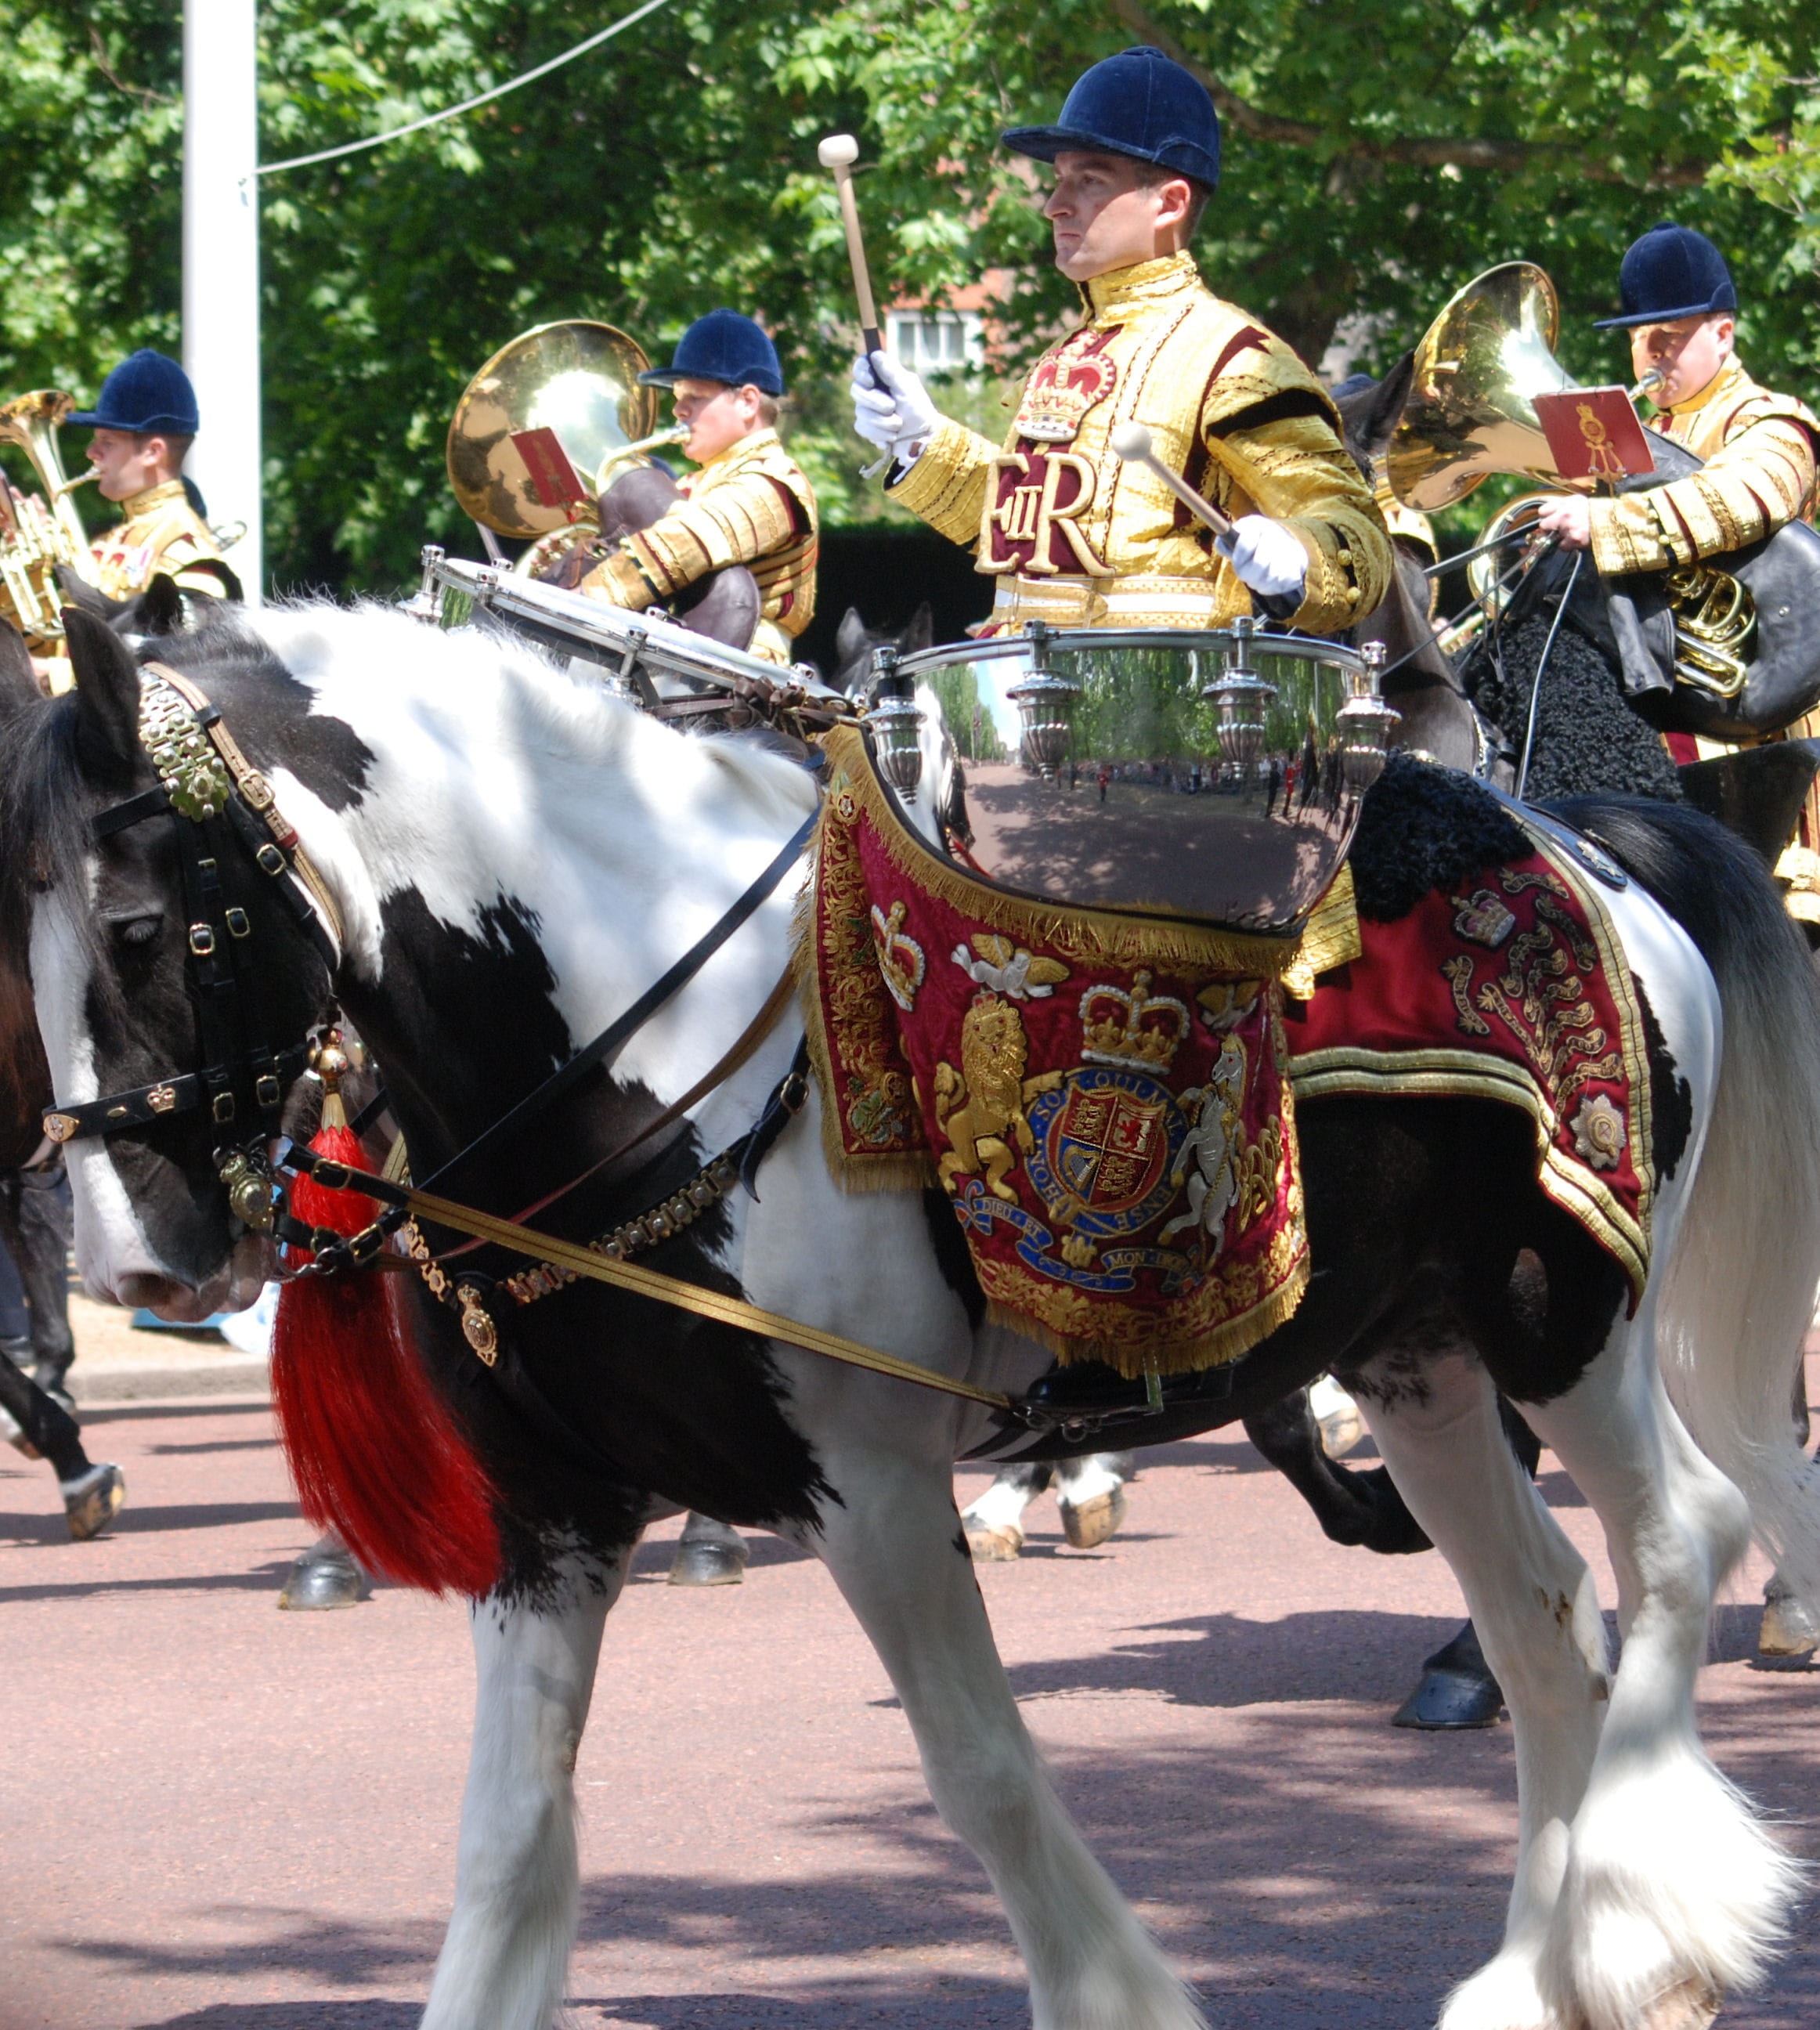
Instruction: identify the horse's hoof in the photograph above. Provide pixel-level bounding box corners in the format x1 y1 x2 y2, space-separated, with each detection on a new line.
61 1462 125 1541
667 1537 749 1586
279 1545 371 1609
1639 1978 1721 2030
1392 1666 1504 1728
1757 1585 1820 1660
1060 1486 1127 1550
964 1521 1024 1562
1309 1374 1365 1457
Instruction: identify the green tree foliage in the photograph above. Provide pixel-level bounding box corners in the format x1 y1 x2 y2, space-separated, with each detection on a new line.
0 0 1811 593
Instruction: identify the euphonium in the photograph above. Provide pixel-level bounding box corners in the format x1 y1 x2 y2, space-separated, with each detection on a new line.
0 391 98 645
1392 266 1754 698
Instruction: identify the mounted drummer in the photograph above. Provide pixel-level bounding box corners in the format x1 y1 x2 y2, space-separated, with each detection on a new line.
849 45 1392 635
573 309 818 666
73 351 237 603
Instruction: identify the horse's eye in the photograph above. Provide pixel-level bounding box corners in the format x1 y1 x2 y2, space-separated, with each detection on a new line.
112 916 162 948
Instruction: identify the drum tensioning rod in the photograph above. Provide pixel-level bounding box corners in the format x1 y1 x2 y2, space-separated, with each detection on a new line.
1109 422 1298 622
818 134 883 359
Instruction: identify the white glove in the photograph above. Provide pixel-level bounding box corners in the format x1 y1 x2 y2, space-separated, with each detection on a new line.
1217 515 1308 604
850 352 942 464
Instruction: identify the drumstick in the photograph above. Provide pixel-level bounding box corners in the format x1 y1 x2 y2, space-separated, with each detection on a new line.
818 135 883 358
1109 422 1235 539
1110 422 1301 621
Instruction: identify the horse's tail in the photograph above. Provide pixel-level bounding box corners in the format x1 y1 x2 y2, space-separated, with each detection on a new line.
1556 794 1820 1599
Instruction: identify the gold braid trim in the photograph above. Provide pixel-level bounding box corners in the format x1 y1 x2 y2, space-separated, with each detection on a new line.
818 722 1306 972
789 821 937 1194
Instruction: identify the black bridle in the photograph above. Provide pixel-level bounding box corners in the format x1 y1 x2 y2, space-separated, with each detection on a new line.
42 663 344 1227
42 659 818 1255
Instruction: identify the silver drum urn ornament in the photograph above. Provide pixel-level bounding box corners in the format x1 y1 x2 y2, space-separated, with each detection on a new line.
866 645 926 794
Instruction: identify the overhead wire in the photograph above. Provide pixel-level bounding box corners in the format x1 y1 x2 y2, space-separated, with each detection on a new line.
254 0 678 180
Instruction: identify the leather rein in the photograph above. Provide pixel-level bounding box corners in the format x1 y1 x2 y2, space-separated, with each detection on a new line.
49 665 1016 1419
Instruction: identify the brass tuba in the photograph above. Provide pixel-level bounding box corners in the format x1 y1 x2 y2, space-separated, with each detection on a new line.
446 320 684 577
0 391 99 645
1389 264 1758 702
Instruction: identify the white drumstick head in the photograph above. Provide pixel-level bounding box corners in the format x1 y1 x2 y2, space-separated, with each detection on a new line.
1110 422 1154 462
818 134 860 169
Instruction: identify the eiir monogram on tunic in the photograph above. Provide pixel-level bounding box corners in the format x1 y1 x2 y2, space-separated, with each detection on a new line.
983 450 1113 576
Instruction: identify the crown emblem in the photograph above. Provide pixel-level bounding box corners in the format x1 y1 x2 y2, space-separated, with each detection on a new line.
1079 971 1190 1072
1013 333 1118 444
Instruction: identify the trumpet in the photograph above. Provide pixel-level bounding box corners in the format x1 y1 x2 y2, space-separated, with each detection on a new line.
0 392 98 645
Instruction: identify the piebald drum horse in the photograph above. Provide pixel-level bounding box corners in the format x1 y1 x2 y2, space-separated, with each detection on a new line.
6 601 1819 2030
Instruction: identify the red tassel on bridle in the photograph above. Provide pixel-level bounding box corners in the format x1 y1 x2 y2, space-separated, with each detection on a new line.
270 1034 500 1596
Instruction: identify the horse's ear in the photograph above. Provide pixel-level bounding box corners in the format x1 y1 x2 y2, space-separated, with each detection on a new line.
1337 352 1416 468
0 617 38 718
64 609 143 778
901 601 935 654
54 565 128 622
132 573 186 638
834 607 870 666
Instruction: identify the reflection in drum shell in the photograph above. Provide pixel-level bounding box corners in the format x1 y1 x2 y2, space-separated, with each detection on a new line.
894 627 1375 937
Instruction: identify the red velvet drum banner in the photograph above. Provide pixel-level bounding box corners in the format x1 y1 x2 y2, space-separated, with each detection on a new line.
798 724 1313 1376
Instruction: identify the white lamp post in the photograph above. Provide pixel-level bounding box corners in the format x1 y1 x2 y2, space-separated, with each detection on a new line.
182 0 262 602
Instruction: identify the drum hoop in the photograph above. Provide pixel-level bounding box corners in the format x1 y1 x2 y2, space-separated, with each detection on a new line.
896 627 1364 677
432 557 783 687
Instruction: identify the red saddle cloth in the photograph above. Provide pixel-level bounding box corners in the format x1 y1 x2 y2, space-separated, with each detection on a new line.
800 725 1311 1377
1287 836 1655 1305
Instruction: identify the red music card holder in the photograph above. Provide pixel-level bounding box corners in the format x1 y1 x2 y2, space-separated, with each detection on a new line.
1532 388 1656 483
511 427 590 512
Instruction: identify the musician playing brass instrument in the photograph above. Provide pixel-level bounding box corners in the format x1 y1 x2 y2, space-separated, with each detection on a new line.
1534 225 1818 572
1535 223 1820 916
850 46 1391 635
72 352 236 602
576 311 818 666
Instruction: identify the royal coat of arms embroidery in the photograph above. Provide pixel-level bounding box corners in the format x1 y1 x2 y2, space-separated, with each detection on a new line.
799 725 1310 1374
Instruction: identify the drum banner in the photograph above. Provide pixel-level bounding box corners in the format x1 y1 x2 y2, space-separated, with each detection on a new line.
1287 839 1655 1305
796 725 1312 1376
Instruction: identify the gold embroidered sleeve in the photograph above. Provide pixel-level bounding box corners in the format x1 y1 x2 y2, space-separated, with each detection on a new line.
885 418 999 547
1208 409 1393 632
617 470 801 599
578 545 660 611
1589 415 1818 576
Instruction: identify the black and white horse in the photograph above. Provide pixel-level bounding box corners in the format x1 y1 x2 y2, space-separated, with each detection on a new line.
7 600 1819 2030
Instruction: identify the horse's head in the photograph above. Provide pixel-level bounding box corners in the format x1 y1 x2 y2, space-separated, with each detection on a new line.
0 610 336 1317
832 601 935 696
1330 358 1482 767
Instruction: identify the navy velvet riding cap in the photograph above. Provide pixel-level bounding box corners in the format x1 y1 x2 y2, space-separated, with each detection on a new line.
70 349 200 434
1594 222 1738 331
639 311 785 397
1002 45 1221 190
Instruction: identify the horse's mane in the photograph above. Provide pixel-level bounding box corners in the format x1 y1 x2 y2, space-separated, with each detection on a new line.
243 598 820 834
0 600 818 971
0 691 104 972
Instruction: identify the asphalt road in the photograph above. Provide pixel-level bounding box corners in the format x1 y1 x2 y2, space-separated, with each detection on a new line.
1 1382 1815 2030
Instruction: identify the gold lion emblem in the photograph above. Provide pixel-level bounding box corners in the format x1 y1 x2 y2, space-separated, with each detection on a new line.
934 993 1064 1201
